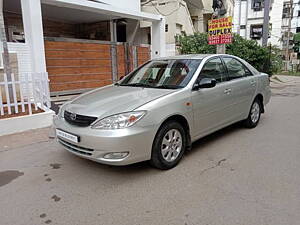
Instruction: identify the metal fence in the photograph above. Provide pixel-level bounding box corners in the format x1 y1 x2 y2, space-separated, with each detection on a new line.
0 72 50 117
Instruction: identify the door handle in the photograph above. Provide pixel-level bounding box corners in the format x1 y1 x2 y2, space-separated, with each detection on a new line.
224 88 232 94
250 80 257 86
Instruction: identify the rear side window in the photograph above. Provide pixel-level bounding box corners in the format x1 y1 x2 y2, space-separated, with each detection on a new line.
223 57 252 80
199 57 227 83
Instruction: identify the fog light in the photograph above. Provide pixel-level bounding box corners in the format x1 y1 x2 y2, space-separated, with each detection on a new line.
103 152 129 160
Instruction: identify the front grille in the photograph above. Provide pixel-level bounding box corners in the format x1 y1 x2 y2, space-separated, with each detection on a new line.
58 138 94 156
64 110 97 127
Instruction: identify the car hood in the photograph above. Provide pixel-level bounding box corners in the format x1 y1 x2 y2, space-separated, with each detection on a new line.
65 85 175 118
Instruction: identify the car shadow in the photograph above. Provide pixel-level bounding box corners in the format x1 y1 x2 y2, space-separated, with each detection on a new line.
185 122 244 158
63 122 244 177
64 150 157 177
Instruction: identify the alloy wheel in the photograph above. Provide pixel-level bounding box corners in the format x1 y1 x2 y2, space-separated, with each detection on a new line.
250 102 260 124
161 129 183 162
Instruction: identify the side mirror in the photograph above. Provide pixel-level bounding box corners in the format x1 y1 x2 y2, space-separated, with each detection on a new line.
193 78 217 90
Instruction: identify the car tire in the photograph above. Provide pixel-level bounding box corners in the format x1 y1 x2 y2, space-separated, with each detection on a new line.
243 98 262 128
150 121 186 170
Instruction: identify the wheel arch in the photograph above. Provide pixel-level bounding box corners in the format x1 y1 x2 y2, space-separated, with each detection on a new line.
255 93 264 113
156 114 192 150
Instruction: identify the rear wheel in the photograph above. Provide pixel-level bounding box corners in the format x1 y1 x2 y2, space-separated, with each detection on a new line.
150 121 186 170
243 98 262 128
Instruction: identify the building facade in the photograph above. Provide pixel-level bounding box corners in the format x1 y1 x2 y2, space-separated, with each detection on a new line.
281 0 300 58
141 0 234 56
1 0 166 96
233 0 283 47
281 0 300 35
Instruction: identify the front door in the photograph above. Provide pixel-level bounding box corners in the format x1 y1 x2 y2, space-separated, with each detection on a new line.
222 57 257 120
191 57 232 138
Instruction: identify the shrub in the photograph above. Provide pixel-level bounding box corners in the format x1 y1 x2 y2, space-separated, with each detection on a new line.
176 33 282 74
175 33 216 54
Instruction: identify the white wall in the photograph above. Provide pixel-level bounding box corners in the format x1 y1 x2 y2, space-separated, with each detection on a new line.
0 110 55 136
6 43 33 97
1 42 32 80
202 0 213 14
281 0 300 49
233 0 283 47
287 0 300 34
99 0 141 12
166 43 176 56
142 0 195 55
142 0 195 44
7 43 32 76
282 17 289 28
232 0 241 33
269 0 284 47
0 42 33 99
226 0 235 18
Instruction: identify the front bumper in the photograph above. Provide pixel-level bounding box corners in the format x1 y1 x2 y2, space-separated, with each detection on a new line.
53 115 157 165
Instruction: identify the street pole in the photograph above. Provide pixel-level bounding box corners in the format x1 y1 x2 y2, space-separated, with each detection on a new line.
215 0 226 54
285 0 294 71
262 0 270 47
216 43 226 54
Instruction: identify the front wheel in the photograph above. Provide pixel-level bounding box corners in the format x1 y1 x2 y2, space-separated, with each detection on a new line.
150 121 186 170
243 98 262 128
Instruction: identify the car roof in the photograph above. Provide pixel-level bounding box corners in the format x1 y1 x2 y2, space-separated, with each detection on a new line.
151 54 260 75
154 54 233 60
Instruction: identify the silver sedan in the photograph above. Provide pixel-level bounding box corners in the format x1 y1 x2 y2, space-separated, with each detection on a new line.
53 54 271 169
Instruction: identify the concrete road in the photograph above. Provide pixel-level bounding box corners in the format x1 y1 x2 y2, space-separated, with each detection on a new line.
1 78 300 225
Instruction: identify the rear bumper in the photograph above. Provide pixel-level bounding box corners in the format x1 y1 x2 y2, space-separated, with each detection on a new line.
53 115 157 165
264 86 271 106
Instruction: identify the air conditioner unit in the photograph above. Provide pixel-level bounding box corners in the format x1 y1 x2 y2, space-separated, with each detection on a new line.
253 6 262 11
282 12 289 18
252 0 265 11
253 3 260 8
7 26 25 43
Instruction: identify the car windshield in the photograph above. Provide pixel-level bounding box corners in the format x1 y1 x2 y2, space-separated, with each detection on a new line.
119 59 201 89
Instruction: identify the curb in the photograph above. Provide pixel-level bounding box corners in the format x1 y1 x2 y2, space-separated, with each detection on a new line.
0 110 55 136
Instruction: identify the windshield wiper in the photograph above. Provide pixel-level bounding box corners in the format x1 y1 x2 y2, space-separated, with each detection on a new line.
154 84 182 89
120 83 154 88
119 83 181 89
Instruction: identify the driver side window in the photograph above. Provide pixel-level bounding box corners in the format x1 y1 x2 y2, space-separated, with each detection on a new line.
199 57 227 83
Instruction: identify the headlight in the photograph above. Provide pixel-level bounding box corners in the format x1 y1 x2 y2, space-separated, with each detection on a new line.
91 111 146 129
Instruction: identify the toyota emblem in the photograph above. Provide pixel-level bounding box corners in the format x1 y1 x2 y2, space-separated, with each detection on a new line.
70 113 77 121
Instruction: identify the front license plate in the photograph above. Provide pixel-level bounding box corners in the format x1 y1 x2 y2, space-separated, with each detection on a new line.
56 129 79 143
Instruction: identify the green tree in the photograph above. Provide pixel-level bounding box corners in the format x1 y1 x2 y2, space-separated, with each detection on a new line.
293 33 300 54
176 33 282 74
226 34 269 72
268 45 283 74
175 33 216 54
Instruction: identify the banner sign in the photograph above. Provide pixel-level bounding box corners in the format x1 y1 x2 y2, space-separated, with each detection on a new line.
208 16 232 45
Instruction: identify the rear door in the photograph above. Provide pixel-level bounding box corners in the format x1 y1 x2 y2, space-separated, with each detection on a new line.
222 56 257 120
191 57 233 138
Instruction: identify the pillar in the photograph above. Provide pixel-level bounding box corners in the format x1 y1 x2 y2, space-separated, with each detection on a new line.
21 0 46 73
151 17 166 58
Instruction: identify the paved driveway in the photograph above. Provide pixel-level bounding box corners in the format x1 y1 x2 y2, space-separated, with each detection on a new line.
1 77 300 225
